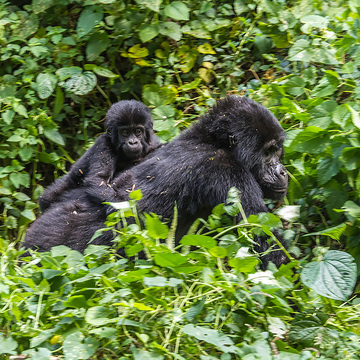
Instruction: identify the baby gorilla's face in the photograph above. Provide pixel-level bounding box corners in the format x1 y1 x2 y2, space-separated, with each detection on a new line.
118 124 146 159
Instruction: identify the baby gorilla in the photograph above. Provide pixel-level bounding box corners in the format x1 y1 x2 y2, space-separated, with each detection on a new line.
39 100 160 212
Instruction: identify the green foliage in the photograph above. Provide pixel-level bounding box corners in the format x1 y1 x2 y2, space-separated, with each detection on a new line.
301 250 357 301
1 0 360 357
0 208 359 359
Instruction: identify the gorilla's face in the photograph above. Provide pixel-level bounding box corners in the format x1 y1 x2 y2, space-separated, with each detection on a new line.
257 138 288 200
106 100 153 161
117 124 147 159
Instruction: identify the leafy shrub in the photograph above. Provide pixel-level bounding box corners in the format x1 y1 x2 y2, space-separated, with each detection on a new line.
1 0 360 357
0 194 359 359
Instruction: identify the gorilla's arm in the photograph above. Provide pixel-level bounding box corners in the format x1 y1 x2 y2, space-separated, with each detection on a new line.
39 135 116 212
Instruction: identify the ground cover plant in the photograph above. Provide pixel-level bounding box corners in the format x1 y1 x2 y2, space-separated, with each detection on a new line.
0 0 360 358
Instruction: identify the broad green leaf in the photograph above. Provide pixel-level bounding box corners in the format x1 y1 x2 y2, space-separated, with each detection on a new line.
86 32 110 61
77 6 103 38
312 75 339 97
12 12 39 38
32 0 53 14
185 298 206 321
202 18 231 32
0 334 17 355
347 104 360 129
180 235 217 249
289 311 337 348
261 0 281 14
53 87 64 118
342 200 360 218
30 329 55 348
44 127 65 146
85 306 114 326
125 243 143 257
107 201 132 210
63 295 88 309
144 276 183 287
301 250 357 301
13 103 28 118
9 172 30 188
134 0 162 12
257 212 283 228
152 105 176 121
19 147 33 162
142 84 176 106
224 186 241 216
268 316 287 338
130 189 143 201
234 0 248 14
154 252 188 267
301 15 328 33
288 39 312 62
118 269 150 283
29 45 48 57
63 72 97 95
133 302 155 311
2 109 15 124
90 66 118 78
183 324 241 354
312 43 340 65
159 21 182 41
13 192 31 201
180 78 202 91
197 43 216 54
50 245 73 257
63 332 99 360
127 44 149 58
197 68 210 83
208 246 227 258
228 257 258 273
144 213 169 239
317 157 341 185
291 126 330 153
164 1 190 21
276 205 300 222
324 184 348 222
332 104 351 130
42 269 62 279
309 100 337 129
284 76 305 96
341 147 360 171
177 45 198 73
21 209 36 221
89 327 117 339
7 134 22 142
182 20 211 39
36 73 57 99
56 66 83 81
132 349 164 360
304 223 347 241
139 24 159 42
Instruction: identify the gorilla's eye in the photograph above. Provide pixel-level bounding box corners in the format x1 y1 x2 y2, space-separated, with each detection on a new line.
264 145 280 158
135 128 142 137
121 129 129 137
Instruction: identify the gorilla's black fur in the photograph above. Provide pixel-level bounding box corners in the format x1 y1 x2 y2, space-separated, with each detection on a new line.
23 96 288 267
39 100 160 212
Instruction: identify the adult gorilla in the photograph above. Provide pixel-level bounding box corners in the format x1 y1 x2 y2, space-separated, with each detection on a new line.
39 100 160 212
23 96 288 267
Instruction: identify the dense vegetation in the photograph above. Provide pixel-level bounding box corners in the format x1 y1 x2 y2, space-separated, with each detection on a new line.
0 0 360 358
